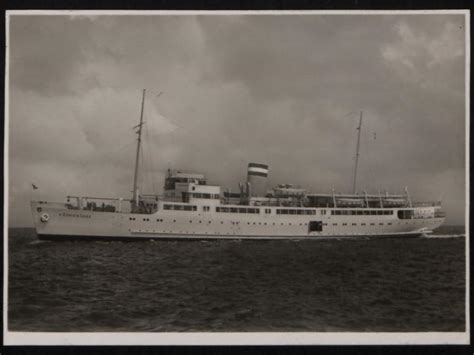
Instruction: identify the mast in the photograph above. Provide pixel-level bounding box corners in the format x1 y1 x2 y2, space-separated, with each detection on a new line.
132 89 146 212
352 110 363 194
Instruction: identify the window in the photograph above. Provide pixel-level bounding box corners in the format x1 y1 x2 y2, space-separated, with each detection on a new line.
203 206 210 212
352 223 357 226
265 208 271 214
216 207 260 214
163 204 196 211
277 209 316 215
191 192 219 199
397 210 414 219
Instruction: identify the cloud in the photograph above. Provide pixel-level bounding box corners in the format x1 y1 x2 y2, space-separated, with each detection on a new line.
382 18 465 81
7 14 467 226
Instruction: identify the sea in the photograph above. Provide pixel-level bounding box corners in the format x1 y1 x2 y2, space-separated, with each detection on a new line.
7 226 466 332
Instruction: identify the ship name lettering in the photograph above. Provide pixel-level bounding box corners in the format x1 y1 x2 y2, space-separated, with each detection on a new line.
62 212 91 218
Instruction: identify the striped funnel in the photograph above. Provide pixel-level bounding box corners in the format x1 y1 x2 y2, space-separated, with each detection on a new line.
247 163 269 197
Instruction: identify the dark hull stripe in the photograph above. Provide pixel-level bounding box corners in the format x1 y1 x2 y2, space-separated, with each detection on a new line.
37 233 423 242
248 163 268 169
247 171 268 177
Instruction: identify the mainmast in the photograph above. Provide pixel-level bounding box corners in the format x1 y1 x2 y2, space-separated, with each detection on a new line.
132 89 146 212
352 110 363 194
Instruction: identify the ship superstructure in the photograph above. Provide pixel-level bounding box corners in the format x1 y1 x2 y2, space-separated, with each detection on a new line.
30 91 446 241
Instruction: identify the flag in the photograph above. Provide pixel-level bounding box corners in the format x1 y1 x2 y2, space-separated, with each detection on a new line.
247 163 269 177
32 183 38 190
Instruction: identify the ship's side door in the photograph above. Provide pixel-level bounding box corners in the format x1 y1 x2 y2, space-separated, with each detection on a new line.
308 221 323 234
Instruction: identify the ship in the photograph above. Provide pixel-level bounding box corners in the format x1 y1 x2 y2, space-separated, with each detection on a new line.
30 90 446 241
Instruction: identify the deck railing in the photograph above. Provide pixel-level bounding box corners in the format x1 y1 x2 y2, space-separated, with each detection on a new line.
411 201 442 207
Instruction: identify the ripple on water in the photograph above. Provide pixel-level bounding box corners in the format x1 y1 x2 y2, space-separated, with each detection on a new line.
7 227 466 332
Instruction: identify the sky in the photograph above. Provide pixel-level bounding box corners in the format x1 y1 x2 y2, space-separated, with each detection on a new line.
7 12 467 226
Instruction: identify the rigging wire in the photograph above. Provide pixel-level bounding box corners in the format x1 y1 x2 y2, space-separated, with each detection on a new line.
140 140 155 195
143 116 159 194
139 142 148 194
77 138 138 178
363 117 380 195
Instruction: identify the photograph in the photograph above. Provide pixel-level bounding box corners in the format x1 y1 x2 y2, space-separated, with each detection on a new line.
4 10 469 345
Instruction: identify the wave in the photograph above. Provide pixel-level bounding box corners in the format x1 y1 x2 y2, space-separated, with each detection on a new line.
421 234 465 239
28 240 50 245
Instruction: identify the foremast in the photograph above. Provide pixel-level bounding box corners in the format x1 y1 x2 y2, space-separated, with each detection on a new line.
131 89 146 213
352 110 363 194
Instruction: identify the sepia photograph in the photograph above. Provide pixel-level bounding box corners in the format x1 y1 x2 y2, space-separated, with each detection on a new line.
4 10 469 345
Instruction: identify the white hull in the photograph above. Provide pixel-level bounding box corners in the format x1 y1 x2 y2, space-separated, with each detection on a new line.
31 201 445 241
